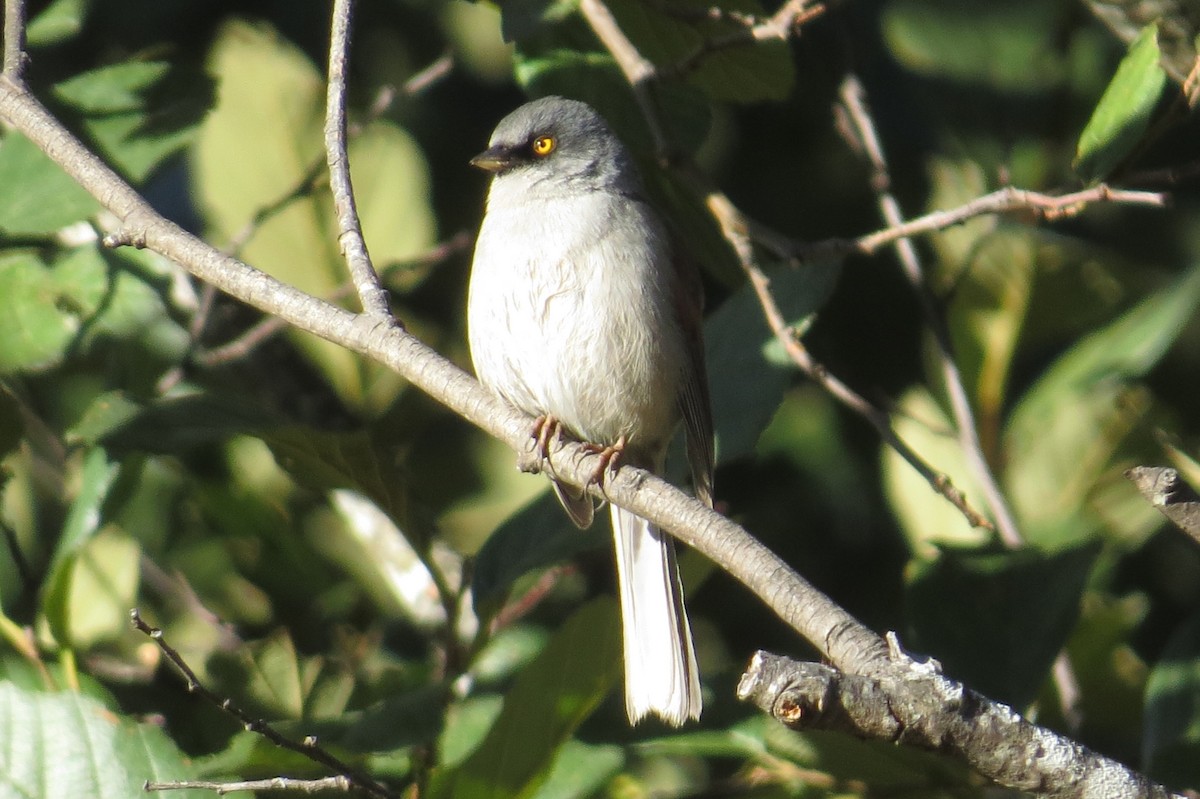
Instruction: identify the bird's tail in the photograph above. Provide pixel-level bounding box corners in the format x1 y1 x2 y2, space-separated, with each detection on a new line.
610 505 702 726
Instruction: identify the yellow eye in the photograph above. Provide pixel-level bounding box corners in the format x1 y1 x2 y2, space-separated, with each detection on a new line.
531 135 555 157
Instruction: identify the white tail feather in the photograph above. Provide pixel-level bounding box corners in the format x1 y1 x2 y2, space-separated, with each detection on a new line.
610 505 702 725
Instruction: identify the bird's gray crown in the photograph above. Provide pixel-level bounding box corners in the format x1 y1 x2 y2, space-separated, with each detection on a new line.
478 95 640 193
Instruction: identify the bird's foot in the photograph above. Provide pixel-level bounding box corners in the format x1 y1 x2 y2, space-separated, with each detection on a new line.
518 414 565 476
578 435 626 489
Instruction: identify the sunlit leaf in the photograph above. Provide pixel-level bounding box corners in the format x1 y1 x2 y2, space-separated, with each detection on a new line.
882 386 992 556
0 252 78 373
41 446 120 647
63 528 140 648
529 740 623 799
0 683 207 799
193 19 433 414
1006 266 1200 547
428 598 621 799
26 0 91 46
1075 23 1167 182
946 230 1036 428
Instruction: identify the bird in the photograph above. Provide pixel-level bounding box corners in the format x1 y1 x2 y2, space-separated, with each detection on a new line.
466 95 715 726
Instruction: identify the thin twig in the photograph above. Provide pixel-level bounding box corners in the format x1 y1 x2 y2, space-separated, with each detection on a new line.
707 192 994 530
130 610 401 799
659 0 823 80
402 52 453 96
791 184 1168 262
325 0 392 320
146 776 352 795
2 0 26 81
837 75 1024 546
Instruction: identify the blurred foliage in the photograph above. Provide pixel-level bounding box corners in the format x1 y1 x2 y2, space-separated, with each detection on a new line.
1 0 1199 797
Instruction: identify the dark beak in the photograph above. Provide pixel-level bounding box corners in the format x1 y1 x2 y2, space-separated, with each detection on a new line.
470 146 512 173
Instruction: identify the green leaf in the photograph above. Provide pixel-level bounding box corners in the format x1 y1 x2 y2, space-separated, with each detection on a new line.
349 122 437 285
500 0 583 42
63 528 140 648
881 386 992 555
0 384 21 463
706 261 841 464
1053 593 1147 736
0 132 99 235
0 682 207 799
605 0 794 102
1143 611 1200 786
429 598 622 799
1006 266 1200 547
529 740 623 799
1081 0 1199 84
193 19 433 415
26 0 91 46
883 0 1070 92
66 391 143 447
906 543 1099 709
210 630 355 722
513 48 712 156
440 696 506 768
945 229 1036 428
265 426 422 549
471 492 597 616
53 60 214 182
0 246 188 376
1074 23 1167 182
100 394 277 455
41 446 120 646
0 251 78 373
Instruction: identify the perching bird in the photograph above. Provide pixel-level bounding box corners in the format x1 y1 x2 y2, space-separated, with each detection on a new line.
467 96 714 725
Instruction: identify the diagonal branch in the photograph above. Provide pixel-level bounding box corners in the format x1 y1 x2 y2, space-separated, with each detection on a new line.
131 610 399 798
834 74 1024 548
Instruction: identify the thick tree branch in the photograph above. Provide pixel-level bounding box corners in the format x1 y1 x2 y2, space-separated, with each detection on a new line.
739 649 1185 799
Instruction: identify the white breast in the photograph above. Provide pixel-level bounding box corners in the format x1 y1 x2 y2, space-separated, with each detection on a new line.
467 185 684 454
